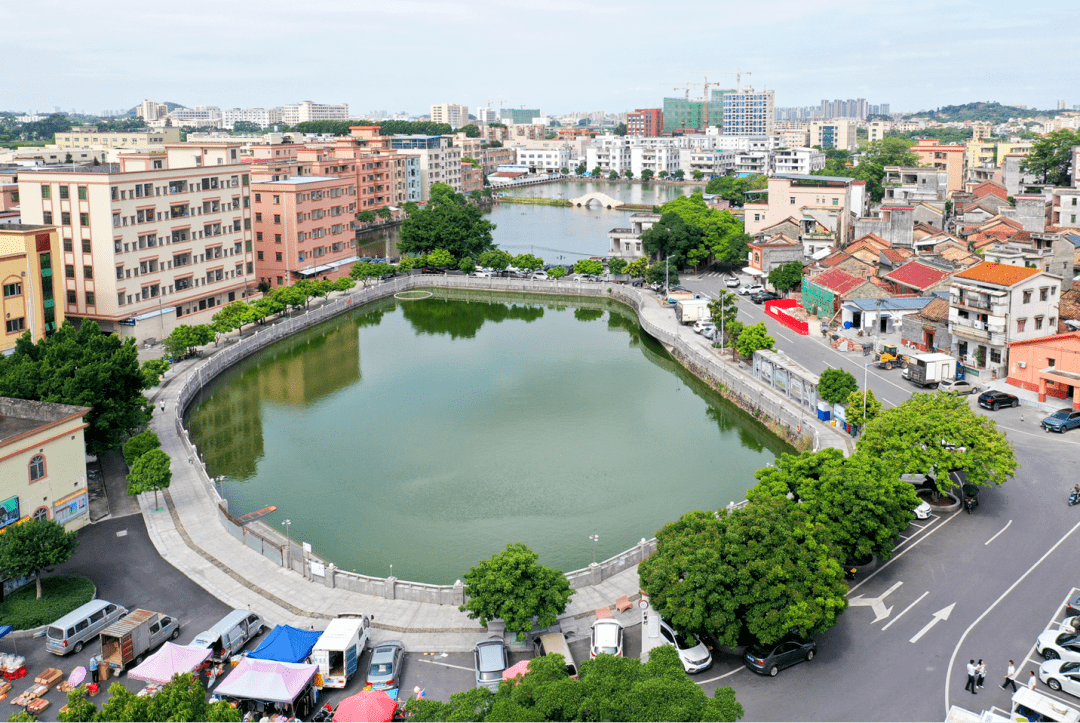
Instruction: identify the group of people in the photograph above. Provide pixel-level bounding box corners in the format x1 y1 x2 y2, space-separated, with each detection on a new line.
965 659 1030 694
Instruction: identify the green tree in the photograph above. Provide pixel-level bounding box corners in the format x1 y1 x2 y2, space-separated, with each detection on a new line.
624 258 649 278
357 210 377 223
655 193 747 266
720 319 745 350
398 183 496 258
607 257 628 275
332 276 355 295
574 259 604 276
575 165 586 176
592 166 603 178
858 392 1018 495
767 261 804 293
614 122 627 136
704 175 768 207
691 170 703 181
123 430 160 467
735 321 774 358
0 321 152 454
376 206 393 220
162 324 212 358
406 687 494 722
403 201 419 216
708 291 738 339
640 169 654 182
624 169 634 179
815 137 919 202
127 447 172 511
673 169 685 180
559 167 570 175
845 388 883 429
818 368 859 405
81 674 240 722
659 170 669 179
57 685 98 722
640 213 705 270
478 248 513 273
548 265 567 280
212 300 258 337
608 171 618 180
1022 129 1080 185
140 359 171 389
427 248 455 269
460 543 572 636
459 124 482 138
0 519 78 599
459 257 476 273
512 254 544 275
640 499 847 648
230 120 263 134
9 710 36 722
645 261 680 287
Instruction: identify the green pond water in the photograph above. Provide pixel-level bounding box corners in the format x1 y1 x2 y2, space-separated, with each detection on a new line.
185 290 792 584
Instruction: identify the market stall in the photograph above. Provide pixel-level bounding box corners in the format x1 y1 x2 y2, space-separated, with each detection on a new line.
247 625 322 664
333 689 397 722
214 658 319 720
128 642 212 687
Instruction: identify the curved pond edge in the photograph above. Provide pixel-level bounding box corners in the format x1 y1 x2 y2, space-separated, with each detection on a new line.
168 275 851 606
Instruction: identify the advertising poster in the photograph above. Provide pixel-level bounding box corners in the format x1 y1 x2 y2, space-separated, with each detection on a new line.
0 497 19 530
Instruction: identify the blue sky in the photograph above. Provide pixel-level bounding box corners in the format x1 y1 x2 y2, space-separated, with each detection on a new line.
6 0 1078 116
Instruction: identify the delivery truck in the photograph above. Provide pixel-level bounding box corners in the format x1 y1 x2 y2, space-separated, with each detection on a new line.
311 613 372 689
100 609 179 671
902 352 957 388
676 299 711 324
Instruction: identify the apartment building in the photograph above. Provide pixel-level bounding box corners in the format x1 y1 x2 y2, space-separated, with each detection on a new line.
222 108 280 130
478 147 516 177
882 167 949 203
809 120 856 151
585 137 632 175
460 163 483 194
744 174 868 243
772 148 825 175
17 144 256 344
911 139 965 195
630 146 680 177
389 136 461 201
949 261 1061 378
516 146 574 173
280 101 350 126
430 103 468 129
627 109 663 137
0 224 63 354
722 88 775 137
252 176 357 287
1053 187 1080 228
54 128 182 149
868 121 889 143
136 100 169 122
775 128 810 148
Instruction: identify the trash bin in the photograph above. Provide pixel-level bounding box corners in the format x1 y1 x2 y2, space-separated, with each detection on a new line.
817 401 831 421
843 321 853 329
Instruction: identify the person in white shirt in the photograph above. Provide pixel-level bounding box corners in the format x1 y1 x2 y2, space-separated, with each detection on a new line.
1001 660 1018 692
965 660 978 694
1029 671 1037 689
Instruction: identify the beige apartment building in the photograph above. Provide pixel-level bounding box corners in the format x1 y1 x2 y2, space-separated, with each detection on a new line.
54 128 182 149
0 225 63 354
17 144 255 344
430 104 469 130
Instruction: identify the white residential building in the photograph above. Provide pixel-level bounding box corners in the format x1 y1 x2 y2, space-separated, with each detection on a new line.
136 100 169 122
681 149 735 177
515 146 573 172
722 88 775 137
222 108 281 130
772 148 826 175
630 146 681 177
168 106 224 129
586 137 632 175
430 103 469 129
279 101 350 126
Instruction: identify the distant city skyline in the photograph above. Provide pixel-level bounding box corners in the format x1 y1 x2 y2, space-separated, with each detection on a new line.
5 0 1077 116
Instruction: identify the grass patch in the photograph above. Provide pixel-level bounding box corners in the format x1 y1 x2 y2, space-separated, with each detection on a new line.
0 575 95 629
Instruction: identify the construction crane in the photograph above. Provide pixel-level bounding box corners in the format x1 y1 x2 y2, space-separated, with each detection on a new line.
660 84 691 101
485 99 505 122
702 68 753 93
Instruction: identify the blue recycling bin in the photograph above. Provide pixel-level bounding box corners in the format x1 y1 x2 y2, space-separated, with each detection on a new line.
843 321 853 329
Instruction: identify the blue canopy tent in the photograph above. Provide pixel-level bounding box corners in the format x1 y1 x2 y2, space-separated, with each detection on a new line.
0 625 17 655
246 625 322 664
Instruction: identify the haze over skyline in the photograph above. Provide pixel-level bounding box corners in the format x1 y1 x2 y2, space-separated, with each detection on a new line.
6 0 1078 116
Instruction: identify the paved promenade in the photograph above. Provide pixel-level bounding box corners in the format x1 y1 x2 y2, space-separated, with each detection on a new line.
135 281 850 652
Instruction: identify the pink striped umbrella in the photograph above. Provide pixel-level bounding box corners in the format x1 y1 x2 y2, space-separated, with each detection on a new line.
502 659 532 680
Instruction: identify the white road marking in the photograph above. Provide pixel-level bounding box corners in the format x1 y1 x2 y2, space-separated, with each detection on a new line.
850 581 903 623
984 520 1013 546
694 665 747 685
996 424 1080 445
910 603 955 643
418 659 474 672
892 515 942 554
882 591 929 631
849 511 959 596
944 523 1080 717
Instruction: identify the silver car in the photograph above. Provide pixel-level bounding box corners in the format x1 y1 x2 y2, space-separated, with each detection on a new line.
366 640 405 690
473 637 509 689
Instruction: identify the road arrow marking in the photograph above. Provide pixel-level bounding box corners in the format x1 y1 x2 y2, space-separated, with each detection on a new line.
910 603 956 643
882 591 928 631
849 581 903 624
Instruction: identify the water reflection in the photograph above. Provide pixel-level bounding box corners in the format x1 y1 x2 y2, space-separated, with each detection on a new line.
400 297 545 339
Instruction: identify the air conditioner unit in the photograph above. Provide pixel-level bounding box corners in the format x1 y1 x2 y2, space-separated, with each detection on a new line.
1017 361 1027 368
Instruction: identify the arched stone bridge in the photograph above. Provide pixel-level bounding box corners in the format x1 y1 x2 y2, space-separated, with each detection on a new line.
569 191 623 209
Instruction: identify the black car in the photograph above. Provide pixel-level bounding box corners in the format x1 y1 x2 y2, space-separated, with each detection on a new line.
745 637 816 676
978 390 1019 411
750 291 781 304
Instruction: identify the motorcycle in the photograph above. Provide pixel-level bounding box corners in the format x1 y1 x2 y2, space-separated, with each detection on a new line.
1069 489 1080 506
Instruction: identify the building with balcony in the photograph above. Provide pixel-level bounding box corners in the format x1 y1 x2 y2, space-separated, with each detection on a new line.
773 148 825 175
809 120 855 151
882 166 949 203
627 109 663 137
1006 331 1080 409
911 139 965 195
722 88 775 137
948 261 1061 378
1052 187 1080 228
982 230 1074 291
430 103 468 130
279 101 350 126
607 213 660 260
388 136 461 201
54 128 182 149
0 225 63 354
745 174 869 243
16 144 256 344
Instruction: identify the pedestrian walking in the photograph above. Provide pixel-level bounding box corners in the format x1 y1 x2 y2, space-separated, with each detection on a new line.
159 401 166 413
1029 671 1037 689
965 660 978 694
1002 660 1018 691
89 653 100 684
977 659 986 688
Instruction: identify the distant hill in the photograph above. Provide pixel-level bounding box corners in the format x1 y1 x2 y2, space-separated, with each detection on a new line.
905 102 1058 124
122 101 187 117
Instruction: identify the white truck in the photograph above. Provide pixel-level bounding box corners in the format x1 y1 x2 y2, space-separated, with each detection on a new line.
676 299 711 325
903 352 957 389
311 613 372 689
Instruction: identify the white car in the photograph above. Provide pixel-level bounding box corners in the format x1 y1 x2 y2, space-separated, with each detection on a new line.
658 619 712 674
1037 630 1080 663
470 271 493 278
531 271 549 280
725 276 741 288
913 500 932 520
739 284 764 296
1040 660 1080 697
940 379 980 395
693 319 715 334
590 619 625 658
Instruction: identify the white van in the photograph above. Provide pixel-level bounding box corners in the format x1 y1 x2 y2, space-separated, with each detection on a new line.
1012 687 1080 722
189 609 265 661
46 600 128 655
312 613 371 688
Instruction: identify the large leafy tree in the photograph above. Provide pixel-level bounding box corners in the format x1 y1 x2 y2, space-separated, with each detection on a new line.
624 258 649 278
1021 129 1080 185
640 499 847 647
426 248 455 269
818 368 858 405
574 259 604 276
607 257 628 275
815 136 919 201
162 324 214 358
212 300 258 337
708 290 738 329
704 175 768 207
512 254 544 274
63 674 240 722
0 519 78 599
399 183 496 258
127 447 172 511
478 249 513 273
658 193 748 266
140 359 171 389
735 321 774 358
645 261 680 287
122 430 160 467
459 543 573 636
640 212 705 269
0 321 152 454
858 392 1018 495
845 388 883 428
767 261 804 293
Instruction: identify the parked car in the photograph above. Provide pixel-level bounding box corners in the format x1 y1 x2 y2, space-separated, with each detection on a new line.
693 319 715 334
473 637 509 689
725 276 741 288
658 619 712 674
533 632 579 679
745 636 817 676
1039 660 1080 697
590 619 625 658
1067 595 1080 618
939 379 980 395
702 328 718 341
978 390 1019 410
471 271 493 278
531 271 549 280
914 500 932 520
366 640 405 690
750 291 781 305
1038 630 1080 662
1043 408 1080 433
739 284 764 296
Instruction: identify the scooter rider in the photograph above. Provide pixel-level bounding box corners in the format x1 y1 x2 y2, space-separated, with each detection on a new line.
1070 484 1080 506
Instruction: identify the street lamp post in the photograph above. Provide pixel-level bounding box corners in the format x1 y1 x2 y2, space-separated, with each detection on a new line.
589 534 599 565
282 519 292 567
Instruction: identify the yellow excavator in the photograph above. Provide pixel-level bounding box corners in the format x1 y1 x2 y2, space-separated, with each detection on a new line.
874 343 908 370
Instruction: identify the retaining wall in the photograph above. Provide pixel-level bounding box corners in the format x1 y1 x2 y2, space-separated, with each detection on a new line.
764 299 810 336
172 275 841 604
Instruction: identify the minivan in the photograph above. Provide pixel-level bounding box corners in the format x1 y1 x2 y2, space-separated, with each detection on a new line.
533 632 579 679
46 600 128 655
189 609 265 661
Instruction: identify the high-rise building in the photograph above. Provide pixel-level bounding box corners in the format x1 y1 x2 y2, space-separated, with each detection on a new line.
430 103 469 129
389 136 462 201
627 109 663 137
222 108 280 130
810 120 856 151
17 144 256 344
136 100 169 122
505 109 542 125
475 107 498 125
279 101 350 126
662 98 705 133
722 88 775 137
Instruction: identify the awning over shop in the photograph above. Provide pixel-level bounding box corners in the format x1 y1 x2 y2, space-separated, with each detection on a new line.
741 267 766 277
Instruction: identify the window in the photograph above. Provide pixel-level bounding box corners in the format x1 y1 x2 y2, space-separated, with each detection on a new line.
1040 288 1049 302
66 290 77 305
273 214 281 224
29 454 45 481
1035 317 1043 330
257 251 264 260
77 186 87 200
990 348 1001 364
41 185 51 199
82 239 91 253
1049 357 1056 368
61 212 71 225
273 195 280 204
2 282 21 298
277 276 283 285
1016 318 1026 333
85 292 95 306
59 186 69 200
1022 290 1032 304
84 265 93 279
254 193 261 202
256 232 263 241
5 318 25 333
33 507 48 521
274 234 281 243
65 264 75 278
275 252 282 262
43 211 53 224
